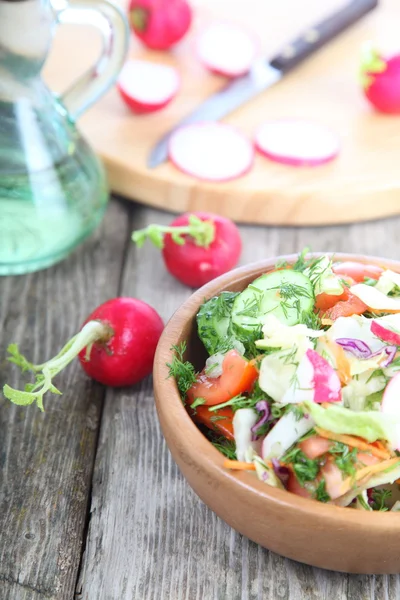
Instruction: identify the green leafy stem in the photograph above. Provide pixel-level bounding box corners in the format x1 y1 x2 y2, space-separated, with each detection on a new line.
132 215 215 250
359 42 387 89
3 320 113 412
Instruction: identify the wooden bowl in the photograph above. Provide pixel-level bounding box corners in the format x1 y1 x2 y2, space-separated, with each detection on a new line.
153 253 400 574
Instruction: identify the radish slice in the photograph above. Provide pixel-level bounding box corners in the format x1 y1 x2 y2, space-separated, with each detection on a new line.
197 22 257 77
281 349 342 405
307 349 342 403
371 320 400 346
381 372 400 450
117 59 180 113
168 123 254 182
255 120 340 167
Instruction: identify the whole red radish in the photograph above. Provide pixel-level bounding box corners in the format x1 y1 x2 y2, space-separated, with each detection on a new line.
132 212 242 288
129 0 192 50
78 298 164 386
3 297 164 411
361 46 400 114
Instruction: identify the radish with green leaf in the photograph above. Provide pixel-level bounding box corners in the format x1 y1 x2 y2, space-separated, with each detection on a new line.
129 0 192 50
132 212 242 287
360 45 400 114
3 298 164 411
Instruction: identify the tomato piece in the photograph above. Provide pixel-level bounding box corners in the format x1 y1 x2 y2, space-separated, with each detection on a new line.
187 350 258 406
299 436 332 460
191 405 234 440
286 470 314 499
332 261 383 283
322 290 368 320
357 452 380 467
315 276 356 312
320 459 344 500
315 289 349 311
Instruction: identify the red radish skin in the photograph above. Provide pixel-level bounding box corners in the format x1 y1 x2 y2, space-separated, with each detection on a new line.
79 298 164 387
162 212 242 287
255 120 340 167
370 320 400 346
306 349 342 404
169 123 254 182
197 22 258 77
362 49 400 114
3 297 164 411
117 60 180 114
284 349 342 405
129 0 192 50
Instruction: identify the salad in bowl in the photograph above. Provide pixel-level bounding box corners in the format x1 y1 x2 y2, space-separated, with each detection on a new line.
168 250 400 511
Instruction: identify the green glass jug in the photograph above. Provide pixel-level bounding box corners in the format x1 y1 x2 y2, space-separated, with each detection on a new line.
0 0 128 275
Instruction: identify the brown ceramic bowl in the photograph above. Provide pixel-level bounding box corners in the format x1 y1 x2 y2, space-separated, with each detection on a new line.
153 253 400 574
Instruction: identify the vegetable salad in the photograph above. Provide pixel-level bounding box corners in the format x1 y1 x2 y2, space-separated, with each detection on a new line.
168 251 400 510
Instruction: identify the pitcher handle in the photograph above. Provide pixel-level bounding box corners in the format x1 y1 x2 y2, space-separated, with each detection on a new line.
55 0 129 121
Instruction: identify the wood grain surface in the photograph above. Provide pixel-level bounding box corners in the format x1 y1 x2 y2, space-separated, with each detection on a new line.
44 0 400 225
3 199 400 599
0 201 131 600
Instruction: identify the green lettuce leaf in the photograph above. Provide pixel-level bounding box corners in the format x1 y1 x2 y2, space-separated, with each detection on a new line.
303 401 398 445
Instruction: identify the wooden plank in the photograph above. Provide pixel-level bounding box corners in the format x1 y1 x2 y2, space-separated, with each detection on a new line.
0 200 130 600
78 206 400 599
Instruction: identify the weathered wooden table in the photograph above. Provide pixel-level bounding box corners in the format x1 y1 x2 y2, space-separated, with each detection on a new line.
1 197 400 600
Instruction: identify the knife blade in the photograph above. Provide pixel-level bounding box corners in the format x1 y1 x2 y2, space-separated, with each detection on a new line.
148 0 378 168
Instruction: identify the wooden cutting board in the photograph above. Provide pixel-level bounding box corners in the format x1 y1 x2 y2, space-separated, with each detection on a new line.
44 0 400 225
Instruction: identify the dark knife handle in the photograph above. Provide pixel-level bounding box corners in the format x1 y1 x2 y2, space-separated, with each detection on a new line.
270 0 378 73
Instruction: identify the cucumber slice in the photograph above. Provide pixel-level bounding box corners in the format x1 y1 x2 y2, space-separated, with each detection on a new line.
197 291 239 355
231 270 314 336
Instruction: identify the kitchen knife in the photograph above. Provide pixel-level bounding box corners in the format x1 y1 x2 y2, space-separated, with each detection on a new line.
148 0 378 168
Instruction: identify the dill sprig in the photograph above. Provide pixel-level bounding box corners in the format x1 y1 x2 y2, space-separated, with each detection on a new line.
314 479 330 503
329 442 358 478
210 436 237 460
370 488 392 511
166 342 197 399
281 447 320 486
291 247 316 272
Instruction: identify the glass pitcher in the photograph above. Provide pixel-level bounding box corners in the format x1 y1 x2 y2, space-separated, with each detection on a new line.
0 0 128 275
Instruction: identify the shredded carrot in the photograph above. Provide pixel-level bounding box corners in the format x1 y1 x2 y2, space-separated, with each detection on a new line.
248 355 263 368
325 339 352 385
315 427 392 460
321 318 334 326
372 440 389 453
223 460 256 471
340 458 400 495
